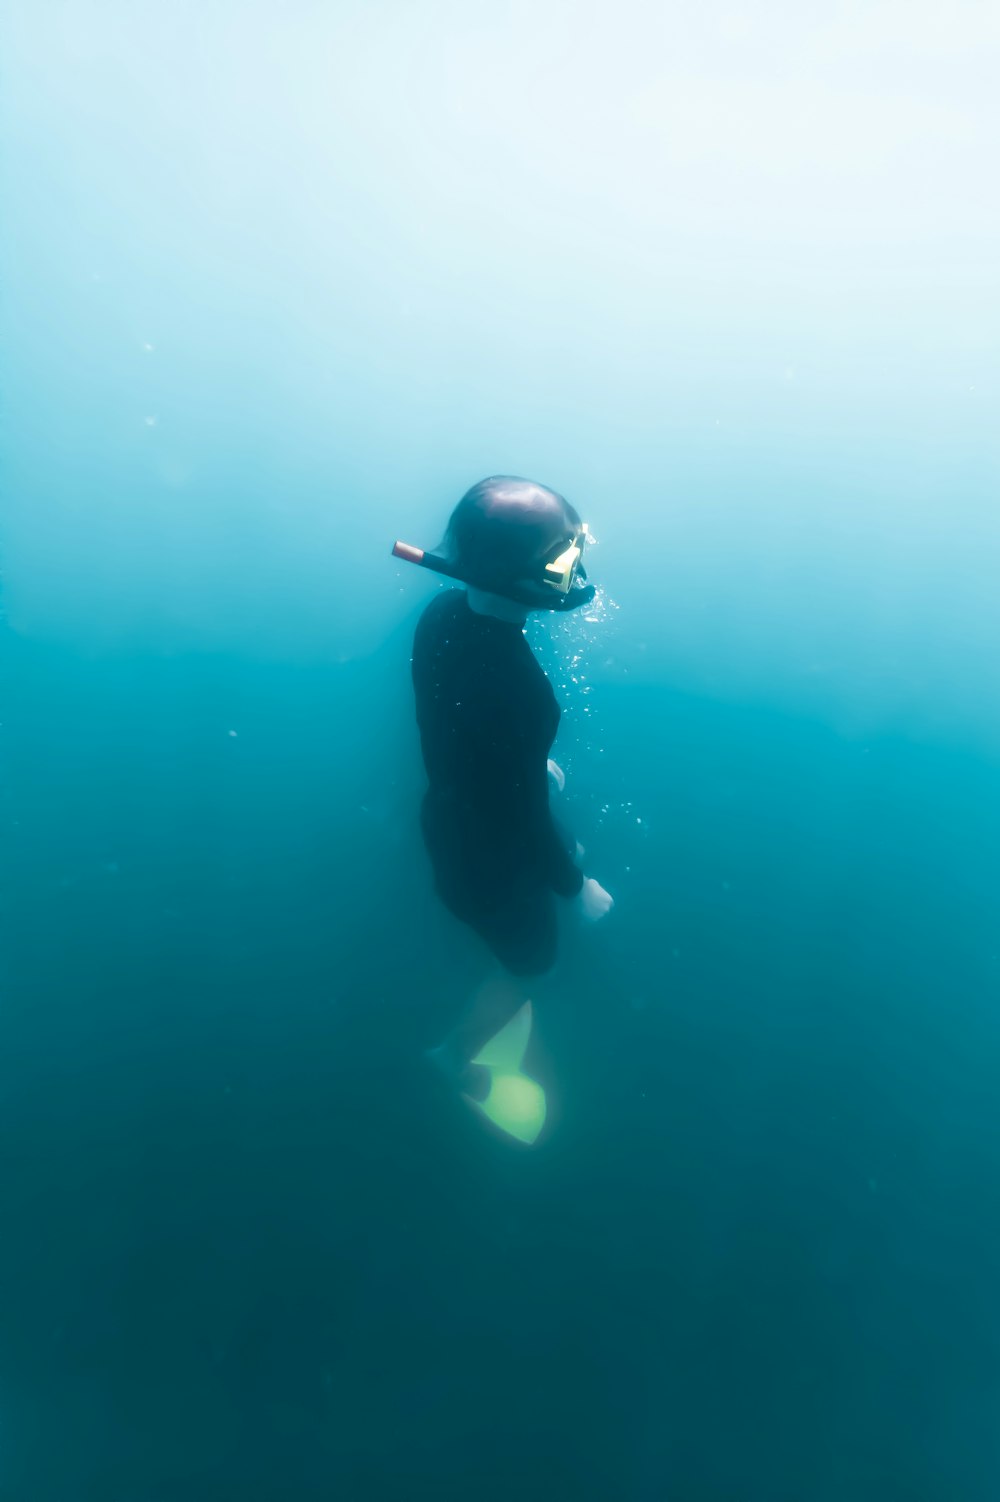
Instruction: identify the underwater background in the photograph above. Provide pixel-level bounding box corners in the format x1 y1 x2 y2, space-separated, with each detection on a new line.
2 2 999 1498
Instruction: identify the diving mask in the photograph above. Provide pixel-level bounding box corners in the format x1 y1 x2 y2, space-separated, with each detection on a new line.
540 524 589 597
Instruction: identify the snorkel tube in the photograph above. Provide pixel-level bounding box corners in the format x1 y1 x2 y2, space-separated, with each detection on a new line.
391 540 464 581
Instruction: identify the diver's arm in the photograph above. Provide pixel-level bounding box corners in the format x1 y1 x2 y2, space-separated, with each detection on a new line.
521 753 585 898
578 875 614 920
470 704 582 895
518 740 612 911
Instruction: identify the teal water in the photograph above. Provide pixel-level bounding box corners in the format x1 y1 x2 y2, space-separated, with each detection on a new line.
3 5 999 1499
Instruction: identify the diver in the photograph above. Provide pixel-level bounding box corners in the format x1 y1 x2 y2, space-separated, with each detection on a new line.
392 476 614 1144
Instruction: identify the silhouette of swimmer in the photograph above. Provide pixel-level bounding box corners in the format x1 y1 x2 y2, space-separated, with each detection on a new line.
393 476 614 1141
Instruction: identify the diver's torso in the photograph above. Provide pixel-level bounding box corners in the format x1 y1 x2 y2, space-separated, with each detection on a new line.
412 590 559 891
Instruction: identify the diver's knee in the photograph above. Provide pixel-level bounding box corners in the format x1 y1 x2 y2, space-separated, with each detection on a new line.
502 941 557 979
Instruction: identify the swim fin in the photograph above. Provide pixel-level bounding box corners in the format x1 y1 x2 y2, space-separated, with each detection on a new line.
463 1001 547 1146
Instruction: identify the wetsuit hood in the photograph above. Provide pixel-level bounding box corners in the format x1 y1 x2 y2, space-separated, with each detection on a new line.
392 475 597 612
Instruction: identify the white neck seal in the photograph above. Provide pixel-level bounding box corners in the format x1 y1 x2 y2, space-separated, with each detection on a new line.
466 587 528 626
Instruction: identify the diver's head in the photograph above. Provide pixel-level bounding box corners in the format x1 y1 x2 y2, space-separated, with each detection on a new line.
440 476 595 613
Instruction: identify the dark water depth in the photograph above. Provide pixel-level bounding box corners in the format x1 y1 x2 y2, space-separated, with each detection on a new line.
2 626 999 1501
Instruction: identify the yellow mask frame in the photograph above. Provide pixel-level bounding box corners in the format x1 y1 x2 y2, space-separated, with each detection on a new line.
541 524 589 595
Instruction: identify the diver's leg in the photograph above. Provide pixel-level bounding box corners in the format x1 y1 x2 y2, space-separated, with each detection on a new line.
447 968 528 1065
425 968 526 1099
427 888 556 1093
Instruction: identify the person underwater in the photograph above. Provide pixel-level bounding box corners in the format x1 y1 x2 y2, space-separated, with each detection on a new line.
392 475 614 1144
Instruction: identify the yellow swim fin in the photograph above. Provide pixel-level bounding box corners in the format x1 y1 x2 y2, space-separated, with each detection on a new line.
463 1002 547 1146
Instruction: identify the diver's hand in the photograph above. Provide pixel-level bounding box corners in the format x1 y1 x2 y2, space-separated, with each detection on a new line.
547 759 566 793
578 877 614 923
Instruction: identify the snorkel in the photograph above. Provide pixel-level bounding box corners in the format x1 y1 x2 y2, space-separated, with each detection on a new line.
391 540 465 582
391 524 596 613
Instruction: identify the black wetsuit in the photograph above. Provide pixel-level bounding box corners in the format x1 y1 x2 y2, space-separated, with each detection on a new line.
412 589 583 975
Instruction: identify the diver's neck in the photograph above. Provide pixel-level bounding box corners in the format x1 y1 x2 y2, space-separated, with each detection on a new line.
466 587 528 626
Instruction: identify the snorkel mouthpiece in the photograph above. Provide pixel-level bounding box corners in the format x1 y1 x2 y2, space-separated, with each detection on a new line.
548 577 596 612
